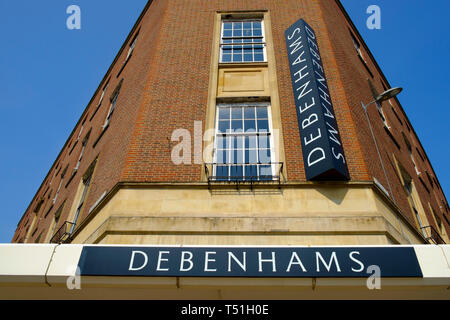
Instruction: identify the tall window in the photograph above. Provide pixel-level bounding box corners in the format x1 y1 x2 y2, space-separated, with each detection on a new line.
377 103 390 129
126 34 138 62
403 133 420 175
213 103 274 180
103 88 119 129
400 166 427 238
350 31 364 60
220 20 266 63
53 165 68 204
99 81 109 106
69 170 93 234
74 130 91 171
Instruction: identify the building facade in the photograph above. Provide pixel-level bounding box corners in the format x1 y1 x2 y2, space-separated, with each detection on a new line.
5 0 450 299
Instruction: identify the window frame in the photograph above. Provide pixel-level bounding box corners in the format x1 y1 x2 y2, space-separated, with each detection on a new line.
219 19 267 64
103 88 119 129
212 102 276 181
69 173 92 235
125 33 138 62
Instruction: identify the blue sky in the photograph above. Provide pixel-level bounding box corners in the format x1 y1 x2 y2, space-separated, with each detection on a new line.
0 0 449 243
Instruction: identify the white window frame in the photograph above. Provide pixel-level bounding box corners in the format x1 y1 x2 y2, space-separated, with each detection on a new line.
219 19 267 64
98 82 109 106
70 174 93 234
126 35 138 62
212 102 276 181
103 91 119 129
52 166 68 204
376 102 390 129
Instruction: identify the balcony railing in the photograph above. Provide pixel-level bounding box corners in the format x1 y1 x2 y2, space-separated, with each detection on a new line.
204 162 283 189
421 225 446 245
50 221 75 244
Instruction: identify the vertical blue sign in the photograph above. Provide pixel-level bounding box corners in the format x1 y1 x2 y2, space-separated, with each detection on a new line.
285 19 350 181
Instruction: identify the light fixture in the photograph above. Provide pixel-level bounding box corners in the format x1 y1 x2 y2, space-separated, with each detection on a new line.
375 87 403 103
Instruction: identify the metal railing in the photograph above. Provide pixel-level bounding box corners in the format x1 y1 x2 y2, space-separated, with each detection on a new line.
204 162 283 189
421 225 446 245
50 221 75 244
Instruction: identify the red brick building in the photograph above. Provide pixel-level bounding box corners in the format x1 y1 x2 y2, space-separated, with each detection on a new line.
12 0 449 248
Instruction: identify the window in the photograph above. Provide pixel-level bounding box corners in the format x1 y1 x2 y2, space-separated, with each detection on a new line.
426 171 434 189
103 92 118 128
48 200 65 243
69 169 93 234
76 117 87 142
213 102 274 180
350 31 364 60
377 103 390 129
103 80 123 129
34 232 43 244
74 129 91 171
220 20 266 63
53 165 68 204
350 30 373 78
126 34 138 62
433 209 443 233
401 169 427 238
402 133 420 175
98 81 109 106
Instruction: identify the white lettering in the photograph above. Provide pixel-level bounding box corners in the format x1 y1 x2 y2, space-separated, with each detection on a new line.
309 47 321 61
302 113 319 129
204 251 217 272
289 36 304 55
286 252 307 272
157 251 170 271
300 97 316 114
326 122 341 146
304 128 322 146
228 252 247 272
318 86 332 106
307 147 326 167
315 70 328 89
180 251 194 272
316 252 341 272
312 58 324 74
304 24 316 39
332 147 346 164
128 251 148 271
287 27 301 40
293 64 309 83
297 80 313 100
258 252 277 272
349 251 365 272
321 102 335 119
307 36 319 51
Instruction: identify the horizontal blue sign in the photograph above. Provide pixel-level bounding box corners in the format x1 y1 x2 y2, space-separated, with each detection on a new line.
77 246 422 278
285 19 350 181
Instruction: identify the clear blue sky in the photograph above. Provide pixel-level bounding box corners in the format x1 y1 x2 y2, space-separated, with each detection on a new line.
0 0 448 243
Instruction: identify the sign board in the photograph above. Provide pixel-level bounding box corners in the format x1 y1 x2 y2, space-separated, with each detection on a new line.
78 246 423 278
285 19 350 181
